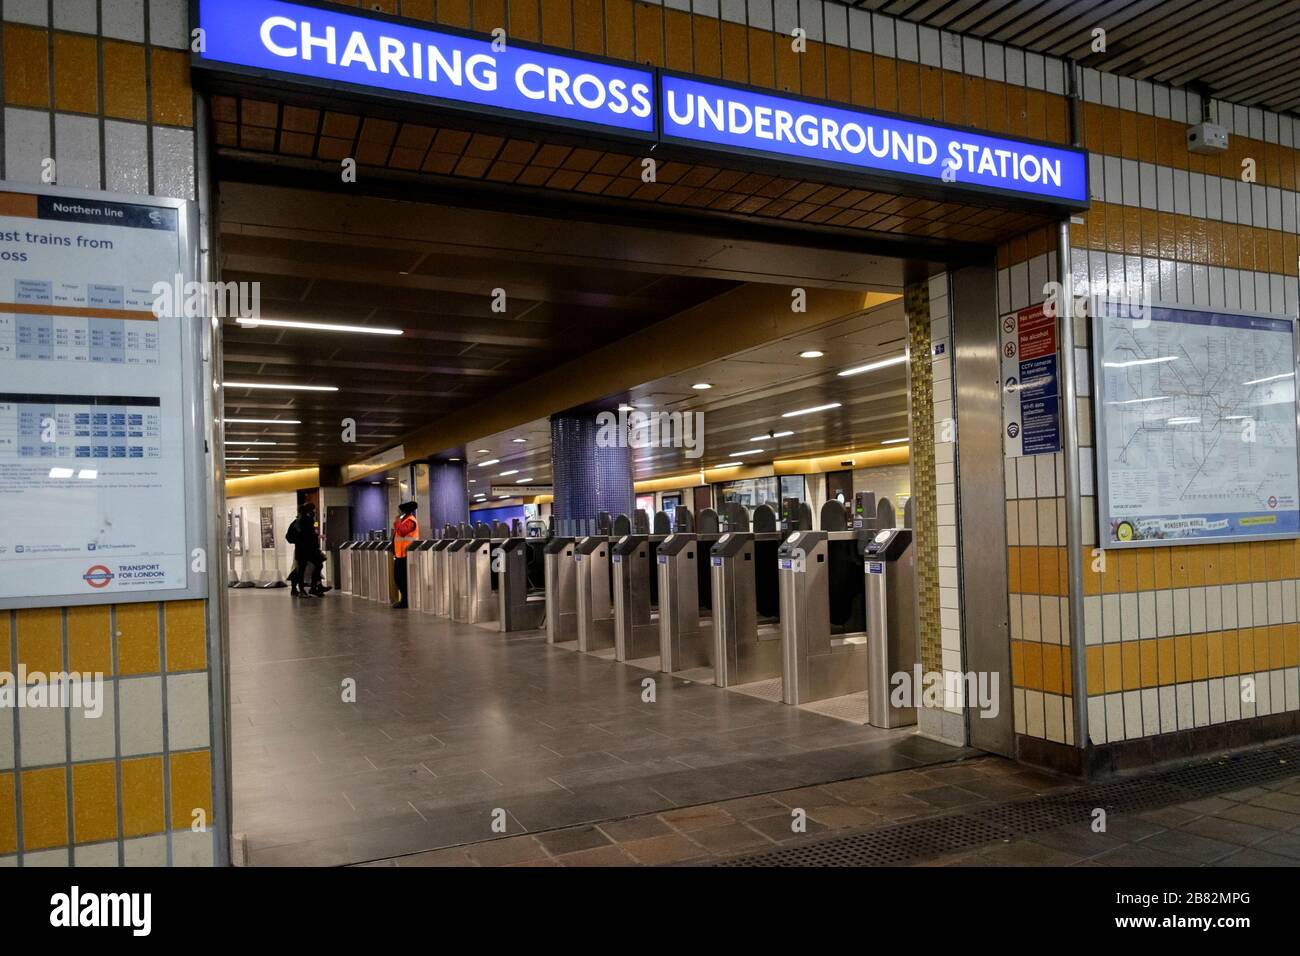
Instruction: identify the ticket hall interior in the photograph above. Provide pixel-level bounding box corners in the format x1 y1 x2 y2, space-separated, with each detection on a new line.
9 0 1300 872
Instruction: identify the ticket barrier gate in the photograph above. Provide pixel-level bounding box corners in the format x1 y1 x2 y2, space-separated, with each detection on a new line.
369 541 396 604
448 532 475 622
544 536 576 643
862 527 917 727
338 541 355 594
427 536 455 616
463 524 498 624
408 540 433 611
354 541 378 601
709 504 783 687
656 507 720 673
495 536 547 631
777 501 870 705
574 534 614 652
349 541 366 598
611 511 672 662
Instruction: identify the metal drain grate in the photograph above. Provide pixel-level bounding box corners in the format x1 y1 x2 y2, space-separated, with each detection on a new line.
718 739 1300 867
717 814 1010 867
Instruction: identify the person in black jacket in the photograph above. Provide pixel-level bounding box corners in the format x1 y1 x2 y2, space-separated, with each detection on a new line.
286 504 325 598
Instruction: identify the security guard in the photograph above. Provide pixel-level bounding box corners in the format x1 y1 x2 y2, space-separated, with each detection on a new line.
391 500 419 609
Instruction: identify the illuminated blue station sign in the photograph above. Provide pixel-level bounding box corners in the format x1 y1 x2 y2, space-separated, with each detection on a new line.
193 0 1088 207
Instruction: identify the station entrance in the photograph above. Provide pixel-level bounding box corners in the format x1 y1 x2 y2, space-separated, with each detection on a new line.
205 69 1067 865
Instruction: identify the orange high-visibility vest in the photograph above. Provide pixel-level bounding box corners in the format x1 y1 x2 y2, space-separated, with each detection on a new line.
393 515 418 558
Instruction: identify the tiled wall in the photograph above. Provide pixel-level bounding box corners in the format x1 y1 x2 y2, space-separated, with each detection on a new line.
0 0 218 866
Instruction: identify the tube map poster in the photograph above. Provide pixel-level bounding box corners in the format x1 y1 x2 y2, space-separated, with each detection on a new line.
1094 303 1300 547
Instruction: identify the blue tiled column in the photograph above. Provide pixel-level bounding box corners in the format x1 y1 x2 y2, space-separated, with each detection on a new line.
550 412 633 532
428 461 468 532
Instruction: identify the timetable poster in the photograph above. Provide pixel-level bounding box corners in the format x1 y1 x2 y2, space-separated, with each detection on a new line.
0 189 190 603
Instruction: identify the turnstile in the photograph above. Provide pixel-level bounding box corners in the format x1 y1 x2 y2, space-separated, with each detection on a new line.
612 534 658 662
709 530 785 686
448 536 474 621
464 532 498 624
429 537 455 616
495 537 546 631
408 540 433 611
543 536 576 643
777 530 869 705
656 533 713 673
863 528 918 728
338 541 355 594
574 535 614 652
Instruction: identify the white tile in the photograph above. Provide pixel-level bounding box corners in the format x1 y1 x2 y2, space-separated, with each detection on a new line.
1192 680 1209 727
2 0 46 25
104 121 151 196
152 127 196 201
166 673 211 751
23 848 70 866
18 705 66 767
1158 684 1177 733
119 677 163 756
847 8 871 50
1105 692 1125 741
171 830 215 867
53 0 96 32
4 108 51 184
74 843 120 867
102 0 145 41
1087 694 1106 744
123 835 168 867
796 0 822 40
70 691 115 762
1141 687 1160 737
54 114 101 190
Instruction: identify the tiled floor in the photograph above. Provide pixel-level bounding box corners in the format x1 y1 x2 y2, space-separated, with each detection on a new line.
358 755 1300 867
229 589 967 866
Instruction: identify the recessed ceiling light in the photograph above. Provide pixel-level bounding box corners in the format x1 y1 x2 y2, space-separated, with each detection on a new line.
223 417 301 425
751 431 794 441
618 403 636 412
476 449 490 454
226 441 278 446
782 402 842 418
511 438 527 443
712 461 743 469
499 469 519 476
799 350 824 359
235 317 403 335
882 437 909 445
728 448 764 456
691 383 713 390
222 381 338 392
477 459 500 467
498 495 510 500
838 354 908 378
468 479 477 483
448 458 461 462
225 456 260 461
516 477 534 483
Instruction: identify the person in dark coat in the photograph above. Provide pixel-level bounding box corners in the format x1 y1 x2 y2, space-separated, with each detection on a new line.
287 503 325 597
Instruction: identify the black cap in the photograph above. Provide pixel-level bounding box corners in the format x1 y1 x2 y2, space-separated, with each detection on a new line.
398 501 419 515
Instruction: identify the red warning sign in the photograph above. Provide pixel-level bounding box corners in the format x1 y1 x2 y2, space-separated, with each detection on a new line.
1017 304 1057 360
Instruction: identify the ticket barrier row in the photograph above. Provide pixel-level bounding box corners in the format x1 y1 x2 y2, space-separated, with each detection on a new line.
338 540 396 603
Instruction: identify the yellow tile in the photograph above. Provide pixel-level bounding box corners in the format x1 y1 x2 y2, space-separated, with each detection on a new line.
1239 627 1255 671
1117 551 1138 591
1103 644 1123 693
102 40 147 121
150 48 193 127
1201 544 1220 585
1041 644 1063 694
120 757 164 838
1268 625 1284 670
1140 639 1159 688
21 767 67 851
169 750 212 831
1206 631 1224 678
1121 641 1141 691
116 603 160 675
164 600 207 672
1152 547 1172 589
1134 547 1155 590
16 608 63 674
1157 636 1176 685
1284 623 1299 667
0 772 14 855
0 614 9 674
1190 632 1208 680
53 32 98 114
1223 630 1239 676
1254 628 1270 671
67 605 112 675
4 25 49 108
1174 635 1192 683
72 761 118 845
